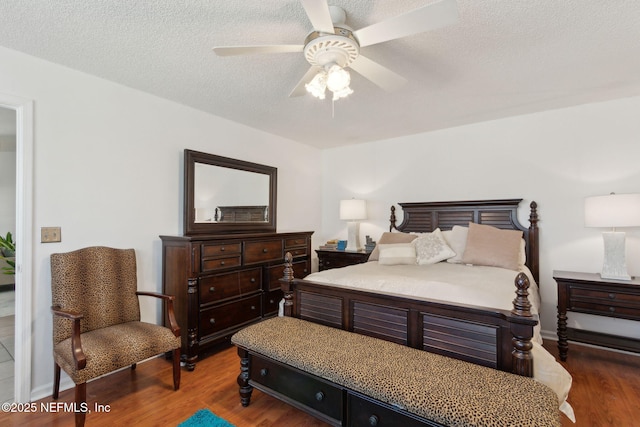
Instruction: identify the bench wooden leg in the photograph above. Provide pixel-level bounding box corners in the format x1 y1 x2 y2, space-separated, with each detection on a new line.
237 348 253 406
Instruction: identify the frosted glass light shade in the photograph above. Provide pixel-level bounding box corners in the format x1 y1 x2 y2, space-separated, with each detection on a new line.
584 193 640 228
340 199 367 221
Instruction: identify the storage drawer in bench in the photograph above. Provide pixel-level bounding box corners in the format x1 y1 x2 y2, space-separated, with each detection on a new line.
348 392 439 427
249 355 343 424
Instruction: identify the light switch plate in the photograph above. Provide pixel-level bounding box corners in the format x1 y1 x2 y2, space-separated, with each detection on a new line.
41 227 61 243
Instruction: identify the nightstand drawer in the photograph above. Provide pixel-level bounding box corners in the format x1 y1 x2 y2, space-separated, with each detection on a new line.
570 287 640 308
570 301 640 320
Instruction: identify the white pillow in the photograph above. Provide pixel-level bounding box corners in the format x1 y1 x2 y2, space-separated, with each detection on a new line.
442 225 468 264
414 228 456 265
531 341 575 422
377 243 417 265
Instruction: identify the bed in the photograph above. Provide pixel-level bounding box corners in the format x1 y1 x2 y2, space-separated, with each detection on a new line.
280 199 574 420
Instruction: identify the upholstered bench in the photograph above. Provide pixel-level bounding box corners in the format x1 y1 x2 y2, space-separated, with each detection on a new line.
232 316 560 427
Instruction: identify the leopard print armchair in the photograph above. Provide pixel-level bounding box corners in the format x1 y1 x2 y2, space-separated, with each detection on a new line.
50 246 181 427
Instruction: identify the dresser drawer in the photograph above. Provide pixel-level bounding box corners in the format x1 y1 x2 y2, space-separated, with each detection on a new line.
199 268 261 305
267 260 310 290
201 242 242 258
348 393 426 427
244 239 283 264
250 355 343 422
285 236 308 249
200 295 261 336
201 256 241 272
263 289 283 316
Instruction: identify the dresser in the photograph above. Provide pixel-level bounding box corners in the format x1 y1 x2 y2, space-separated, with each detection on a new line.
554 270 640 361
161 231 313 369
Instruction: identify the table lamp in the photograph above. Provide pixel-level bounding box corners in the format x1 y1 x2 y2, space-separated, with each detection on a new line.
585 193 640 280
340 199 367 251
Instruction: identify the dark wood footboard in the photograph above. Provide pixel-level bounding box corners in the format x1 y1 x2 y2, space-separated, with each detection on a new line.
281 253 537 376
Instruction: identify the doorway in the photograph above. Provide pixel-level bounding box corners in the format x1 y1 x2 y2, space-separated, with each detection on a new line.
0 106 16 404
0 95 33 403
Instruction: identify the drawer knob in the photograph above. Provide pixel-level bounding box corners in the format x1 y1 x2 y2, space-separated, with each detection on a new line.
220 261 225 266
269 299 274 304
209 318 215 324
368 415 379 426
608 293 616 299
250 278 256 283
251 305 256 310
260 368 268 377
263 248 268 253
315 391 325 402
209 286 216 293
220 247 225 251
609 307 616 312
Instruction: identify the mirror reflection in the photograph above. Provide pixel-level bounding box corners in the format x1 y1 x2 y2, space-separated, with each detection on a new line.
194 163 270 223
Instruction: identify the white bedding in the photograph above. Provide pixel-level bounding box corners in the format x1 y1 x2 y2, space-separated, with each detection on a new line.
303 261 575 422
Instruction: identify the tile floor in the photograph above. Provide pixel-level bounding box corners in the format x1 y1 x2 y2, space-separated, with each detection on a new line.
0 290 15 404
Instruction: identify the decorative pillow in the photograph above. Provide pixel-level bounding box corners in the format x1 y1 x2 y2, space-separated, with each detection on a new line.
377 243 417 265
414 228 456 265
368 232 417 261
442 225 468 264
461 222 523 271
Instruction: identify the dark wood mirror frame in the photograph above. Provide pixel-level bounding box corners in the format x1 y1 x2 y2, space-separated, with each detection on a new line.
184 149 277 235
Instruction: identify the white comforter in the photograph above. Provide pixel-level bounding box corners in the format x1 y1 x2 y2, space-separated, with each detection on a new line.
306 261 540 319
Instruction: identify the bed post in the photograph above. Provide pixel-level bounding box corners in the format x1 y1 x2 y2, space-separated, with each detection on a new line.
281 252 295 317
511 272 534 376
528 201 539 283
389 205 397 231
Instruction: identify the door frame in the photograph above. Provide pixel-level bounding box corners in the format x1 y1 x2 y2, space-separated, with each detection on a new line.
0 93 33 402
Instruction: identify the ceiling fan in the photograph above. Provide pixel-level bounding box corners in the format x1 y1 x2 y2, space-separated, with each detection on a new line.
213 0 459 101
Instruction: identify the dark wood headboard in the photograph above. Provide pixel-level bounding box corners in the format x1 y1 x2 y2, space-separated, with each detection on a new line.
389 199 539 283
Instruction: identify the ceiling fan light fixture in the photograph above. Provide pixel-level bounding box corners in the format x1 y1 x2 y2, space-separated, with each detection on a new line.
305 70 327 99
331 85 353 101
326 64 351 92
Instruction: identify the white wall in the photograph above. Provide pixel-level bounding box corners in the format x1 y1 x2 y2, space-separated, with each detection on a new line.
321 96 640 341
0 45 322 399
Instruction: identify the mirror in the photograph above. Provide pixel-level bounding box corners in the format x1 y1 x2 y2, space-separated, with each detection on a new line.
184 149 277 235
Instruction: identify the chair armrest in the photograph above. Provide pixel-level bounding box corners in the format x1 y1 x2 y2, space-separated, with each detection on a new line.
51 305 87 370
136 292 181 337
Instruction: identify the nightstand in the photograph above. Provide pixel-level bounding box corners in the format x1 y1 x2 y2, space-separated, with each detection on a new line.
554 270 640 361
316 249 370 271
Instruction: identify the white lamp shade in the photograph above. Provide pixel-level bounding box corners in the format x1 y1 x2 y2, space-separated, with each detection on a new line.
340 199 367 221
585 193 640 228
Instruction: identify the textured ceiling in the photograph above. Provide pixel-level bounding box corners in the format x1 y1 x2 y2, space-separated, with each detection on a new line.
1 1 639 148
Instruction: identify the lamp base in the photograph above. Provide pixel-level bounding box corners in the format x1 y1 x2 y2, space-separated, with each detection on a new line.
345 221 361 251
601 231 631 281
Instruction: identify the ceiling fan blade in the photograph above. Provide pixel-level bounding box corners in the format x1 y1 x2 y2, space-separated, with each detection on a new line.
349 55 407 93
353 0 459 47
289 66 322 97
300 0 335 34
213 45 303 56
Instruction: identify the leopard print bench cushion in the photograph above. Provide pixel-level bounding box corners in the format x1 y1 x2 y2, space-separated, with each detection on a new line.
232 316 560 427
54 321 181 384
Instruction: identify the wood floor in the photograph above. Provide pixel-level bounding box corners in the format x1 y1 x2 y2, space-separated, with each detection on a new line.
0 340 638 426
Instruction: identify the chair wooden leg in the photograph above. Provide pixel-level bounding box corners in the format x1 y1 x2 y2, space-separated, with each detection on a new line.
53 362 61 399
131 363 137 370
75 382 87 427
172 348 181 390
